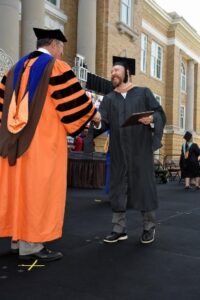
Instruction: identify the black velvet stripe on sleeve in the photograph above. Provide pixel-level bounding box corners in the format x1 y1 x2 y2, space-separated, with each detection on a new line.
56 93 89 112
51 82 81 100
0 102 3 111
0 88 4 99
61 102 93 124
1 75 7 85
70 108 97 137
49 70 76 86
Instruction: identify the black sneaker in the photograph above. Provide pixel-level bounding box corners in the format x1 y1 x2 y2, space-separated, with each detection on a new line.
140 227 155 244
19 247 63 262
103 232 128 243
184 186 191 190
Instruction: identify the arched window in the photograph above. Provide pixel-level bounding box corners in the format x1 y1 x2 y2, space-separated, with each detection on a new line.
181 62 186 92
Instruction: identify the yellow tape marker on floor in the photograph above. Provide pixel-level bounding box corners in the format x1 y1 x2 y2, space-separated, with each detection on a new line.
18 260 45 271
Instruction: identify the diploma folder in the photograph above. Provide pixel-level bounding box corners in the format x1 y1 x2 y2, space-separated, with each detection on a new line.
122 111 154 127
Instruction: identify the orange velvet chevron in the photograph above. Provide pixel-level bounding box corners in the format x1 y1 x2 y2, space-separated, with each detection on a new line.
49 60 96 136
0 74 6 124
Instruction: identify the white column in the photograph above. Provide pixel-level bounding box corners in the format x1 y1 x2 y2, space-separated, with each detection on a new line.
185 60 195 131
21 0 45 55
0 0 19 62
77 0 96 73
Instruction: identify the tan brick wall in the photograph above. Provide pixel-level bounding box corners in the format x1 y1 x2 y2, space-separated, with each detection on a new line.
165 45 181 127
143 5 169 37
61 0 78 67
175 26 200 57
163 133 182 156
96 0 109 77
96 0 143 80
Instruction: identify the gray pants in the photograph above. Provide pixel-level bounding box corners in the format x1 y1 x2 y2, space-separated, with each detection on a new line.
11 241 44 255
112 211 156 233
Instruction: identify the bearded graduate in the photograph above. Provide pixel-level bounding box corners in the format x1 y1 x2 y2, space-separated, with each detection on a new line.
92 56 166 244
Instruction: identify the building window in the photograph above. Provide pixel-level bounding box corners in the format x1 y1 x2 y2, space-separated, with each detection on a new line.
46 0 60 7
154 94 161 104
120 0 131 27
181 62 186 92
151 41 163 80
141 33 148 73
180 105 185 129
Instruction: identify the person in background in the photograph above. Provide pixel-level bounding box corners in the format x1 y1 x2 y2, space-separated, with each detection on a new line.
180 131 200 189
91 56 166 245
73 135 84 151
0 28 100 261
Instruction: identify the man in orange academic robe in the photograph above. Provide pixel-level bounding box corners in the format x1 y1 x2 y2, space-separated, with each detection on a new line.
0 28 100 261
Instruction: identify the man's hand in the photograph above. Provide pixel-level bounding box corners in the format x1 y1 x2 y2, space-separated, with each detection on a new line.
138 115 153 125
92 111 101 127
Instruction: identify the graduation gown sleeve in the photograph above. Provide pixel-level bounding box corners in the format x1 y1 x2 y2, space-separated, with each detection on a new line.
49 60 96 136
144 88 166 151
0 74 7 123
83 94 110 152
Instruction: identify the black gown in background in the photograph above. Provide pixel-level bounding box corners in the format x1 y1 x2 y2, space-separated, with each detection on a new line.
180 143 200 178
91 87 166 211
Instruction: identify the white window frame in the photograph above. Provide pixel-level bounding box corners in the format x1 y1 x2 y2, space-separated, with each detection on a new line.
154 93 161 105
151 41 163 80
72 54 88 83
140 33 148 73
120 0 131 27
46 0 60 8
180 105 186 130
181 62 186 92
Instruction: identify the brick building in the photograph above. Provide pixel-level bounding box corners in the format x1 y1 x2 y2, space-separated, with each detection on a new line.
1 0 200 157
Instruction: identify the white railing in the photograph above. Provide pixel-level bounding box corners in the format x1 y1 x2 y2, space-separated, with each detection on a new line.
73 66 88 82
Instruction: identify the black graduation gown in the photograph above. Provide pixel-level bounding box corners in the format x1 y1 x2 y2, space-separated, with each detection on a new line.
92 87 166 211
180 143 200 178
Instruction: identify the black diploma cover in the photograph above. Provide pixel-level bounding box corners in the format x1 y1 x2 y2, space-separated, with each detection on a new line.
122 111 154 127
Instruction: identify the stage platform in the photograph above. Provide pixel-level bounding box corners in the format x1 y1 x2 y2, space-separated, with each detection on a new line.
1 181 200 300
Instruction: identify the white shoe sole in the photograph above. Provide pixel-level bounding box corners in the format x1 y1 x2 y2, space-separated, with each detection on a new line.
103 235 128 243
140 230 155 244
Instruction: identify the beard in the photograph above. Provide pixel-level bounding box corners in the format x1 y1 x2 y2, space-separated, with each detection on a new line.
111 75 123 87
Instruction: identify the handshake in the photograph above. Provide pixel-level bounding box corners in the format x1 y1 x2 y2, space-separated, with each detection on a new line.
92 111 101 127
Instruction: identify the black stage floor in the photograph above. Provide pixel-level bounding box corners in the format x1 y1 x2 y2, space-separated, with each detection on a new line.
1 181 200 300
